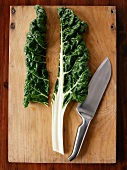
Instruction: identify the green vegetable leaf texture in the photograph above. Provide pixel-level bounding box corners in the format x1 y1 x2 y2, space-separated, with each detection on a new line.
52 7 91 154
24 5 49 108
53 7 90 107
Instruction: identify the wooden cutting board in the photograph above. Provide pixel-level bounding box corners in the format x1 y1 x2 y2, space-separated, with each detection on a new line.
8 6 116 163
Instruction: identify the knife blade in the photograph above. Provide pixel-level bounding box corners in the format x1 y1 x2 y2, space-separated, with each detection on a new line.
68 57 111 161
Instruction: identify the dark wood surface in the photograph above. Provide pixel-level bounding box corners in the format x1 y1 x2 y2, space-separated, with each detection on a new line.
0 0 126 169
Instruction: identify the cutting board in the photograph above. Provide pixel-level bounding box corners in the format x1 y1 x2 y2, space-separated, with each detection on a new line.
8 6 116 163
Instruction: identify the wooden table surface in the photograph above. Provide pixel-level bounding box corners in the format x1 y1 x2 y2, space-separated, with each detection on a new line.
0 0 126 170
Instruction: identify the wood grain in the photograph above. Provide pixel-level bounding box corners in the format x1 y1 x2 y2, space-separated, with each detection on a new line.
0 0 127 169
8 6 116 163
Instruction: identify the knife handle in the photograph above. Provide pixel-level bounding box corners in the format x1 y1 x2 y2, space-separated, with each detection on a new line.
68 116 91 161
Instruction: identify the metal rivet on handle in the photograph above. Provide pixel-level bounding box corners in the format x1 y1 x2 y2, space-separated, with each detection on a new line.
10 22 15 29
11 7 16 14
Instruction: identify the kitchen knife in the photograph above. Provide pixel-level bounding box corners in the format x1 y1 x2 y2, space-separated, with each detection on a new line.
68 57 111 161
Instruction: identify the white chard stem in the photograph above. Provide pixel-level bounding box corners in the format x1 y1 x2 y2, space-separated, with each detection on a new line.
52 103 67 154
52 27 66 154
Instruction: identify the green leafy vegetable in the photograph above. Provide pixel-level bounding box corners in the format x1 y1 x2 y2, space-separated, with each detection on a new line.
52 7 91 154
24 5 49 107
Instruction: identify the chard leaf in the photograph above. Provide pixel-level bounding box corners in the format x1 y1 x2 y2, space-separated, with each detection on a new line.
53 8 90 107
52 7 90 154
24 5 49 107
